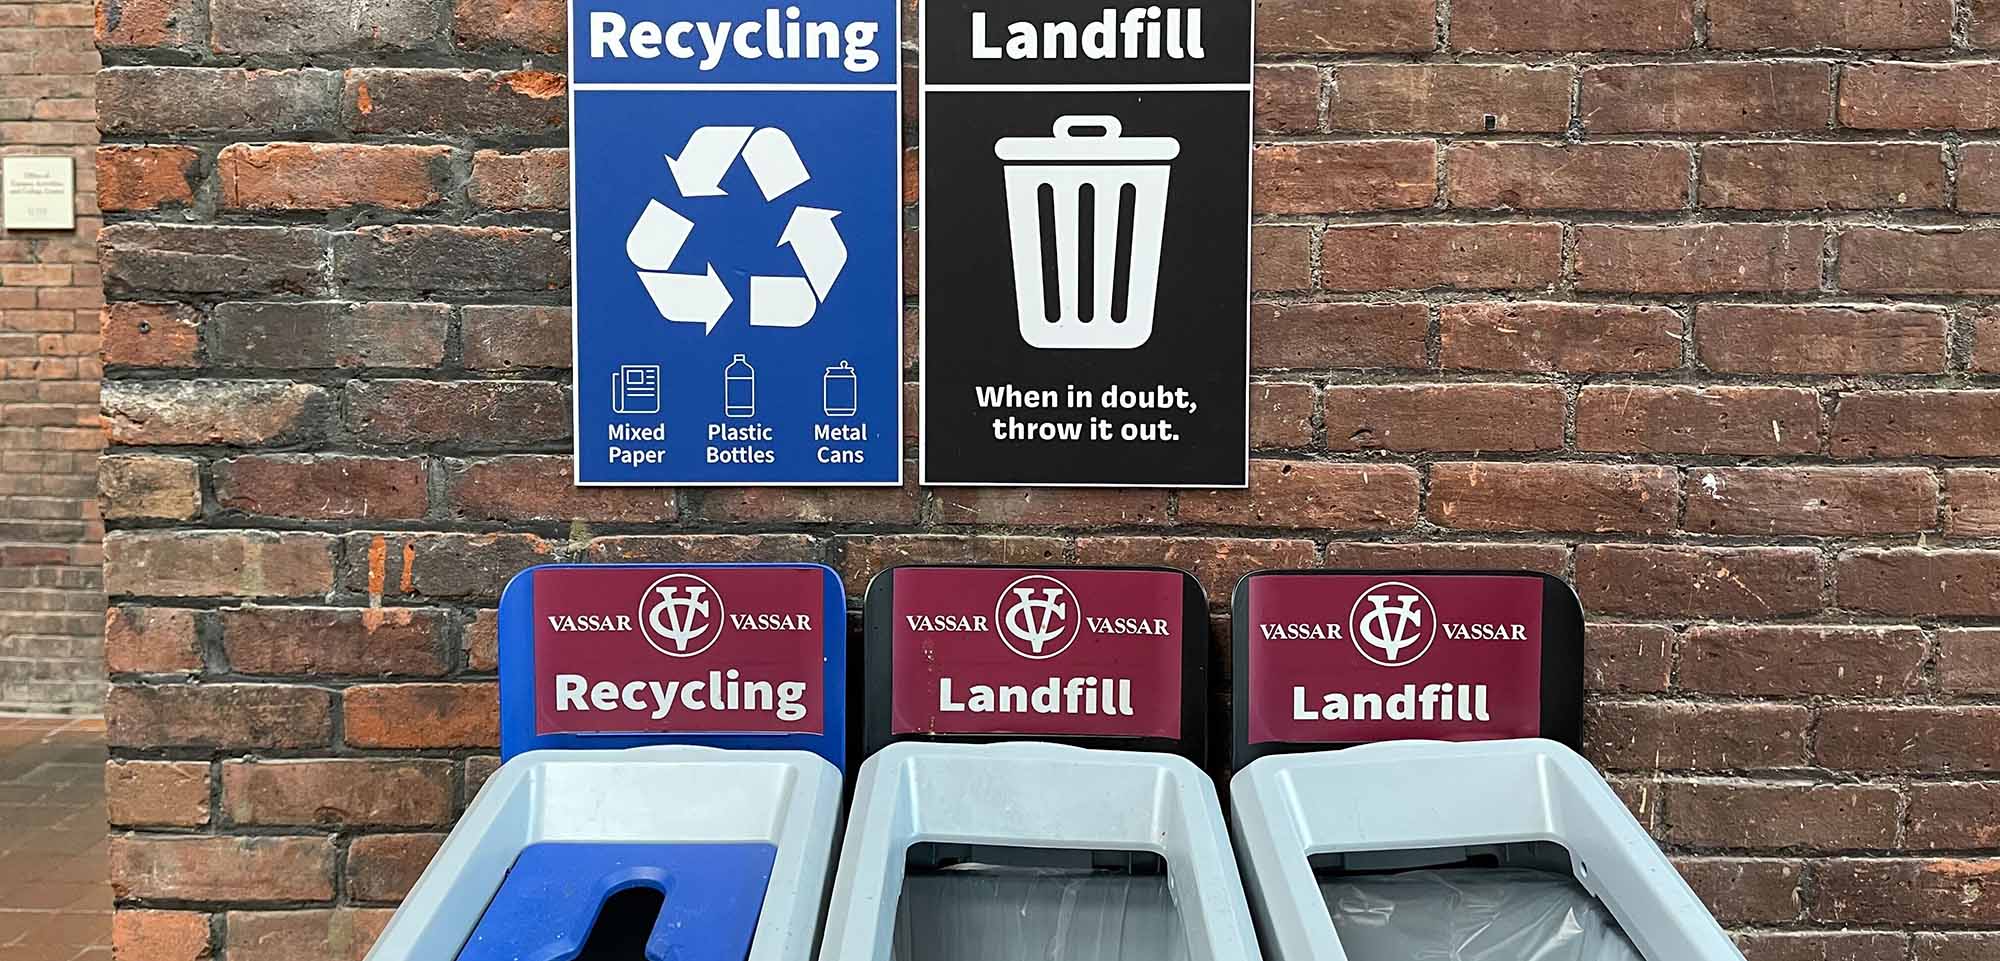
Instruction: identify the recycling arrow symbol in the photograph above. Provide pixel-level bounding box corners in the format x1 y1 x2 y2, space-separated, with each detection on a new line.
626 126 849 334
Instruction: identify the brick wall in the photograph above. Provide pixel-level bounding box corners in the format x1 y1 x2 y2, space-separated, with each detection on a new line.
95 0 2000 957
1 0 102 713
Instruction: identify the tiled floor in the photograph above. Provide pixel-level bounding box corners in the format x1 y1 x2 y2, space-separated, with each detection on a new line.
0 717 110 961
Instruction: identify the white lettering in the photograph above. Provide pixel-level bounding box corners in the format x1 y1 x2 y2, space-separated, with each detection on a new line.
970 7 1207 62
934 676 1134 717
586 8 881 73
1288 683 1495 724
555 674 587 711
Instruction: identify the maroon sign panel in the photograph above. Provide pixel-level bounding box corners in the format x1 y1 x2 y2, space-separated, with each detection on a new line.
532 566 825 736
1244 574 1544 745
889 567 1184 739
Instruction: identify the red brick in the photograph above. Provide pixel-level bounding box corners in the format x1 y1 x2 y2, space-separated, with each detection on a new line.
1978 0 2000 46
1447 142 1689 211
1581 63 1833 133
1708 0 1950 49
1251 302 1426 370
99 454 200 520
445 455 676 523
97 0 204 47
1840 228 2000 295
1585 623 1674 694
217 143 448 211
1685 467 1938 536
110 836 335 903
105 605 200 674
214 456 427 521
343 68 567 138
1428 462 1678 534
210 0 438 53
1918 932 2000 961
1577 544 1822 618
1255 0 1435 53
1908 783 2000 849
1738 931 1909 961
1319 222 1562 291
333 225 567 296
1840 62 2000 130
1584 701 1810 770
1254 65 1320 134
1833 391 2000 458
1322 384 1565 452
1818 706 2000 773
107 683 334 749
345 380 567 446
694 483 921 526
1961 143 2000 213
1666 780 1899 849
935 488 1169 527
1329 64 1571 133
834 535 1067 599
1076 536 1320 609
1321 541 1569 575
227 909 392 961
106 760 210 827
460 305 569 370
1440 301 1681 373
1701 142 1946 210
1575 224 1822 294
1253 141 1435 214
219 607 448 677
1946 469 2000 536
584 534 821 566
1681 625 1924 696
1697 304 1946 374
97 144 198 211
1180 461 1420 530
1451 0 1692 51
222 759 452 827
102 223 331 297
1577 385 1822 456
112 910 212 961
207 301 448 369
1939 628 2000 694
464 609 498 672
453 0 563 53
1252 225 1312 292
101 302 199 368
1815 859 2000 924
346 834 443 902
102 380 329 447
105 531 335 598
343 682 498 749
338 532 556 602
1676 858 1803 924
1838 549 2000 617
1976 309 2000 373
469 148 566 210
1252 382 1315 449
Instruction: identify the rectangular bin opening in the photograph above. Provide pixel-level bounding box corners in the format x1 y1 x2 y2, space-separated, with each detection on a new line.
892 843 1190 961
1307 842 1645 961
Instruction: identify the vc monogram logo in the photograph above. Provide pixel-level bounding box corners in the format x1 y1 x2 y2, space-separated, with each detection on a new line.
1349 581 1436 668
995 574 1081 660
639 572 726 658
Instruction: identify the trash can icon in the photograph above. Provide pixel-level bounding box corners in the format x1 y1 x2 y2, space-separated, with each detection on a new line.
996 116 1179 350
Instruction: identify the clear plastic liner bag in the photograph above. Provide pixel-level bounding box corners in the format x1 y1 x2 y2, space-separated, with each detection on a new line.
894 866 1190 961
1320 868 1645 961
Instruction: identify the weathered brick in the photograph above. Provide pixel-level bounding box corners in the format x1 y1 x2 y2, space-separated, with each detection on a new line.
101 302 199 368
1452 0 1693 51
344 68 567 137
835 535 1064 598
1584 701 1811 770
1253 141 1434 214
338 532 556 602
1250 302 1426 370
1698 304 1946 373
1577 544 1822 618
1976 309 2000 373
1819 705 2000 773
1577 385 1822 455
1978 0 2000 46
102 380 329 447
211 0 440 53
1918 932 2000 961
343 682 497 749
333 226 567 295
1440 301 1681 373
1251 382 1315 449
98 67 341 136
469 148 566 211
1319 223 1562 291
1326 542 1571 575
346 834 443 902
1961 143 2000 213
222 759 452 827
464 609 498 672
1255 0 1435 53
1581 63 1832 133
96 0 204 48
96 145 197 211
1254 65 1319 134
219 607 447 677
452 0 563 53
227 909 392 961
1585 623 1674 694
1839 228 2000 294
219 143 450 212
1322 384 1565 452
1574 224 1822 293
1447 142 1690 211
1833 391 2000 457
1815 858 2000 924
1840 62 2000 130
1701 142 1946 210
101 224 327 297
212 456 425 522
1682 625 1924 696
1838 549 2000 616
111 836 334 903
99 454 199 521
1666 780 1899 850
1676 858 1803 924
461 305 569 370
446 455 676 522
107 683 333 749
1947 470 2000 536
112 910 211 961
936 488 1169 527
105 605 200 674
1428 463 1678 534
345 380 568 447
105 531 335 598
1180 461 1420 530
585 534 821 566
209 302 448 370
1685 467 1939 536
1908 783 2000 849
1075 536 1320 609
1251 225 1312 291
1329 64 1571 133
106 760 210 827
1708 0 1950 49
696 483 920 526
1940 628 2000 694
1739 931 1908 961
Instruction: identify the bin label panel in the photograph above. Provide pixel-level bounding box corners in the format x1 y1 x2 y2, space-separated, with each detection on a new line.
531 566 826 735
919 0 1252 487
570 0 901 486
889 567 1183 738
1245 575 1544 745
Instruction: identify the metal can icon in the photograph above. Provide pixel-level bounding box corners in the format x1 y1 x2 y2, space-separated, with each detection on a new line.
724 354 755 418
823 361 858 417
995 115 1180 350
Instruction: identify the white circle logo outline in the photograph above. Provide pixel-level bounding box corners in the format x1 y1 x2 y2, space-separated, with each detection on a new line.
638 572 726 658
994 574 1082 660
1348 580 1438 668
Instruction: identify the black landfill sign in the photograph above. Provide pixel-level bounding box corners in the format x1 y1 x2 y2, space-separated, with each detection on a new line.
920 0 1251 487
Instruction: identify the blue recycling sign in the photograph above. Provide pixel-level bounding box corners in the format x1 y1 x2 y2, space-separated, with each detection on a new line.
570 0 901 485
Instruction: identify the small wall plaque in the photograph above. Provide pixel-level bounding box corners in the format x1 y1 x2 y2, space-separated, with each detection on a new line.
3 156 76 231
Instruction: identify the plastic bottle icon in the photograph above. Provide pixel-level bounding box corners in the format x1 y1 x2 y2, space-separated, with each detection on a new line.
823 361 858 417
724 354 755 418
